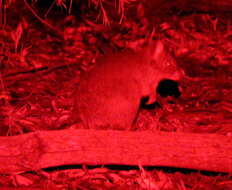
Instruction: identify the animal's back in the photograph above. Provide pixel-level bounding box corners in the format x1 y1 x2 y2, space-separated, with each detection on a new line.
75 50 145 130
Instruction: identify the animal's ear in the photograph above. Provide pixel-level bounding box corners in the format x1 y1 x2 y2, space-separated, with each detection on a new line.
149 40 165 61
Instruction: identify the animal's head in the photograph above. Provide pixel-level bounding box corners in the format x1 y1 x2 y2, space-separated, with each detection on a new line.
145 40 185 81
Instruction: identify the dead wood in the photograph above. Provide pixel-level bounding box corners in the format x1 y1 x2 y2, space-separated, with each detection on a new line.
0 129 231 174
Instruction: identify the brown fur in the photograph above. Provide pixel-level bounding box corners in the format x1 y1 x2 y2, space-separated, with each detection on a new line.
73 40 184 130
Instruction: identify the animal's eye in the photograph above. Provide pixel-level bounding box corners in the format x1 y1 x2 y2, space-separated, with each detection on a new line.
166 61 171 67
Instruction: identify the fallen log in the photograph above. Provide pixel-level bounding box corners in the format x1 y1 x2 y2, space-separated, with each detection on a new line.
0 129 231 174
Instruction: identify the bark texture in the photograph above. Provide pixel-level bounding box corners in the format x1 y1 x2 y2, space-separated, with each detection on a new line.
0 129 231 174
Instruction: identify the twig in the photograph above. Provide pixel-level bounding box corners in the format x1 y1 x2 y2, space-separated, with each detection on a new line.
23 0 64 39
